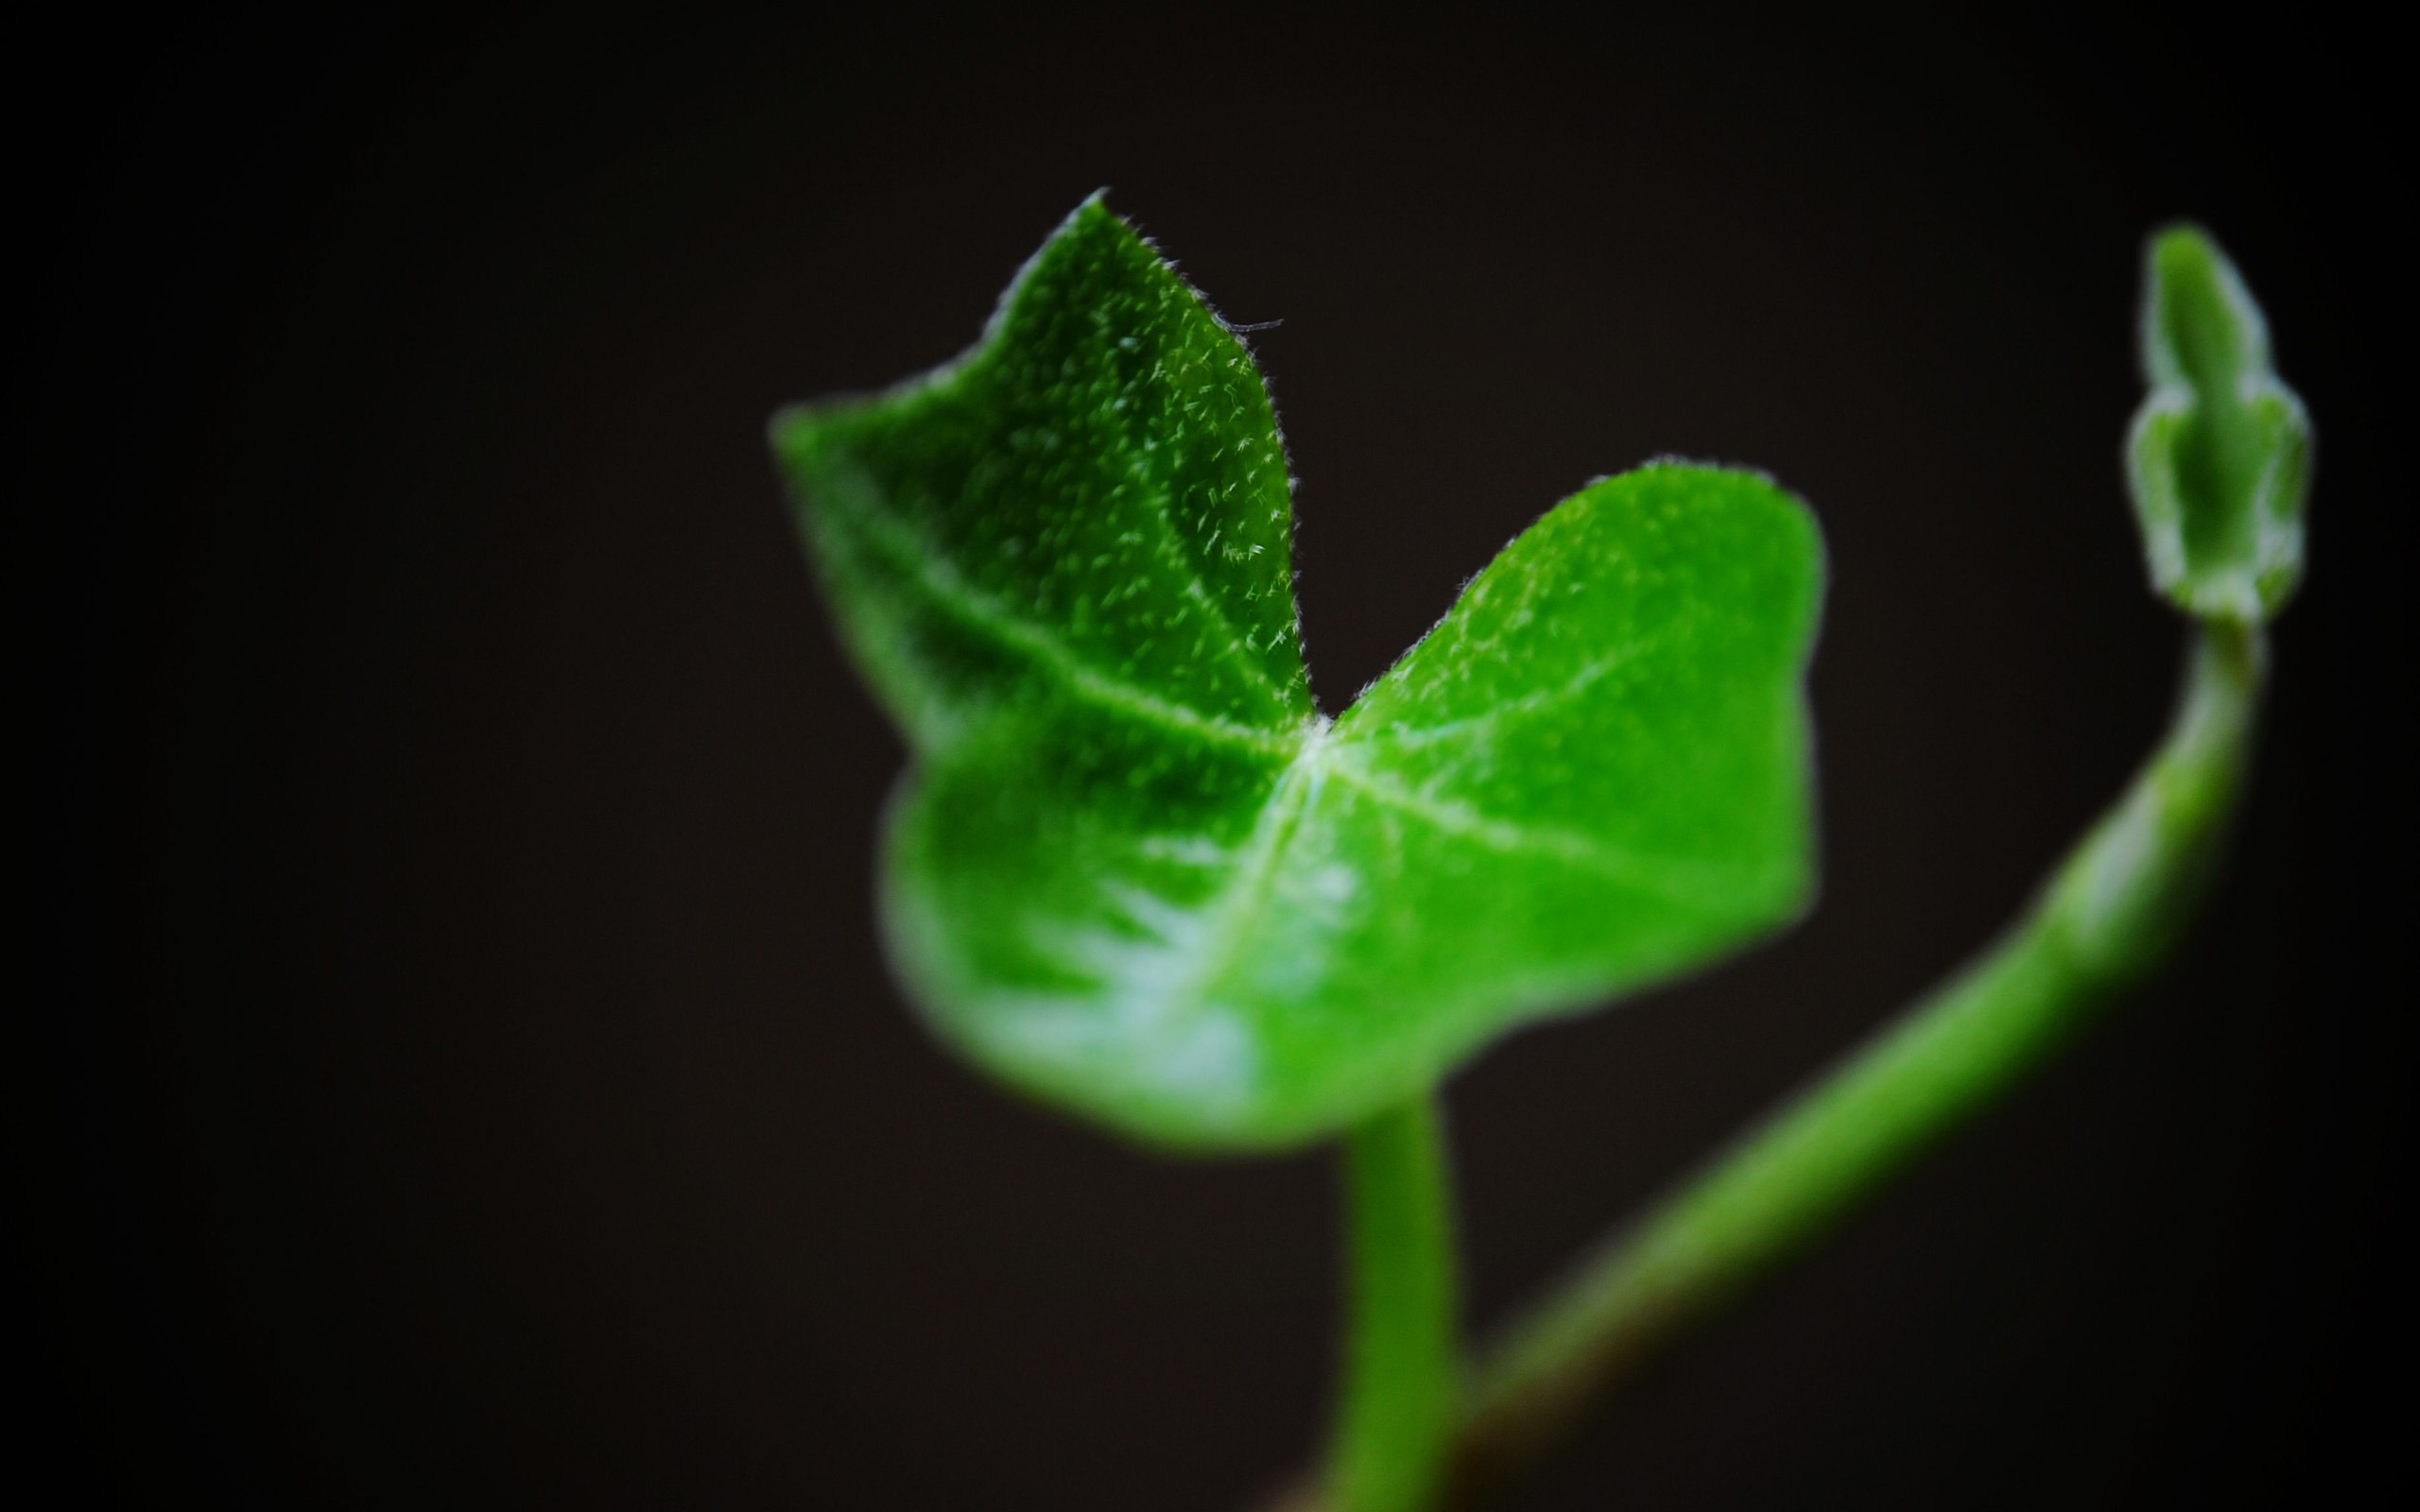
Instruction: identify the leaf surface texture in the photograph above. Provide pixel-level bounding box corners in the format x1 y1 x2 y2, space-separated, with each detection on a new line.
774 200 1823 1147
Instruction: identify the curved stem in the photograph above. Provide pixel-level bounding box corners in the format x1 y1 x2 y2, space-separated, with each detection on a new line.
1448 622 2262 1499
1328 1092 1461 1512
1256 623 2264 1512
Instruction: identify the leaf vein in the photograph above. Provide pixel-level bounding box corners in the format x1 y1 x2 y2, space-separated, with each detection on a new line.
1317 757 1759 909
839 500 1303 756
1339 634 1668 751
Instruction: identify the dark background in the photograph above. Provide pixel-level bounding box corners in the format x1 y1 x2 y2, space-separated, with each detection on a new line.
19 7 2404 1508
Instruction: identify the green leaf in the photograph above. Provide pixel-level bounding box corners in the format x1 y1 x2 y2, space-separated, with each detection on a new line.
771 198 1824 1149
2126 225 2311 623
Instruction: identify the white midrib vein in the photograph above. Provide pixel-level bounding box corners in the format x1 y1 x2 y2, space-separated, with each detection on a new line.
846 499 1302 756
1139 731 1764 1032
1343 628 1672 751
843 499 1758 972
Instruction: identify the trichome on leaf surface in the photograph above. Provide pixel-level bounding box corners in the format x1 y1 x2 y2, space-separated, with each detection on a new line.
771 197 1821 1152
769 201 2309 1511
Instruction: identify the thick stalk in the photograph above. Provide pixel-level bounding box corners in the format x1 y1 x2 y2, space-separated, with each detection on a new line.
1447 622 2263 1499
1328 1093 1461 1512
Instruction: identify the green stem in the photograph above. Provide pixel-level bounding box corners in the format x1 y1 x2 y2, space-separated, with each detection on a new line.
1449 621 2263 1499
1329 1092 1461 1512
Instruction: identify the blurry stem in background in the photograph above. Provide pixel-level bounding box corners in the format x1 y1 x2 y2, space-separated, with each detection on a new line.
1267 620 2264 1511
1448 622 2262 1503
1328 1094 1461 1512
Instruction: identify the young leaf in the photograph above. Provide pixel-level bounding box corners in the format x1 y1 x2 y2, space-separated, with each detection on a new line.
772 198 1824 1149
2126 225 2311 623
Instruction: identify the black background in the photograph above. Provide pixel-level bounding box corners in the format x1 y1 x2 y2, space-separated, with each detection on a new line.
19 7 2405 1508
